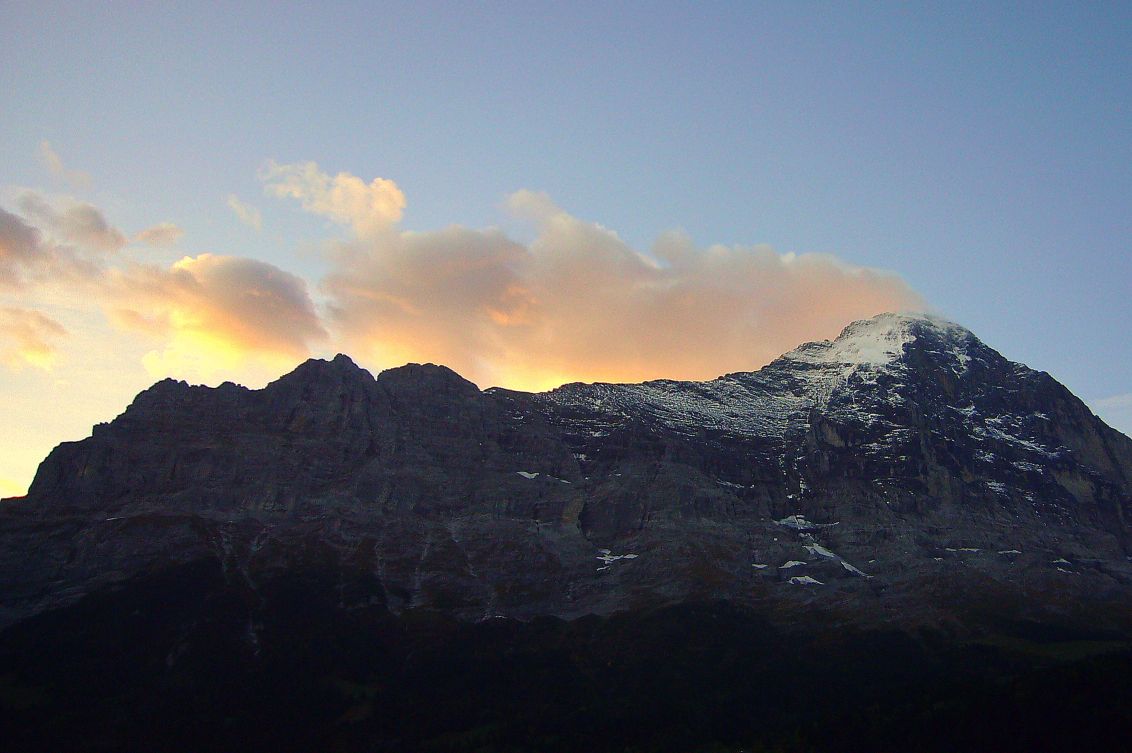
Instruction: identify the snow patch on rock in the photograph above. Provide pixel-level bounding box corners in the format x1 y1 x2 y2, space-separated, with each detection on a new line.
788 575 823 586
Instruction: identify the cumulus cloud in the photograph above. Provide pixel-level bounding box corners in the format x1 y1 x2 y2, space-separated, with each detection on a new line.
0 206 99 288
15 191 126 253
325 225 530 375
323 191 923 390
6 189 323 382
5 168 925 395
262 160 405 236
134 222 184 247
107 253 327 378
0 307 67 370
227 194 262 231
38 140 91 189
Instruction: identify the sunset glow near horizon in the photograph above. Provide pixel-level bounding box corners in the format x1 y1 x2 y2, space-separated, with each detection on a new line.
2 3 1131 496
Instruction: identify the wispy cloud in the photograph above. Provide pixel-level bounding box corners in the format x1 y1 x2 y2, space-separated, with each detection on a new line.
1096 394 1132 410
134 222 184 247
15 191 126 253
0 307 67 370
262 160 404 236
38 140 91 189
0 208 46 289
227 194 262 231
0 206 100 289
1094 393 1132 438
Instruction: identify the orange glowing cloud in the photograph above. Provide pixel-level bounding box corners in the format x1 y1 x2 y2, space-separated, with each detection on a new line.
107 253 327 379
0 307 67 370
4 164 926 394
315 185 923 390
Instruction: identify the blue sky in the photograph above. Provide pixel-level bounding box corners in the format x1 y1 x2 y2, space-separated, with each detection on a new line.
2 2 1131 492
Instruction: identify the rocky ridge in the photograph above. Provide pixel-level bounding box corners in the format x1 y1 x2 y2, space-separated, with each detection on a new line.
3 313 1132 633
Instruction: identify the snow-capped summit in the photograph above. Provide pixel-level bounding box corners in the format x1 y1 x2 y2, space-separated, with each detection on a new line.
533 312 1019 443
781 312 977 372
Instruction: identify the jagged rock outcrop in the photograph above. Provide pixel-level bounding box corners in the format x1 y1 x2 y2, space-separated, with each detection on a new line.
4 313 1132 633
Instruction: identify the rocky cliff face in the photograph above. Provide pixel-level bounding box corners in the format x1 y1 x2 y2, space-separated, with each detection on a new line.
4 313 1132 635
6 313 1132 752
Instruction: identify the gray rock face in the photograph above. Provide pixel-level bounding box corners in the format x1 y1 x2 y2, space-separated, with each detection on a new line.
4 313 1132 632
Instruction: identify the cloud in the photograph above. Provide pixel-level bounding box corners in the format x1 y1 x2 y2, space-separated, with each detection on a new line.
15 191 126 253
38 141 91 189
1094 393 1132 438
262 160 405 236
323 191 924 390
0 307 67 370
134 222 184 247
0 206 99 289
6 189 322 382
107 253 327 378
5 169 924 397
324 225 530 375
227 194 262 231
0 208 45 288
1096 394 1132 410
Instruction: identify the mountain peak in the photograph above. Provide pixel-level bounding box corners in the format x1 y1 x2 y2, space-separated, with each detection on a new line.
376 362 482 396
269 352 375 389
836 311 971 341
782 312 976 371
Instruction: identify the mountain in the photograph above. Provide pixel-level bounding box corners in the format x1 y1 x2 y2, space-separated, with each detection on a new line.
4 313 1132 752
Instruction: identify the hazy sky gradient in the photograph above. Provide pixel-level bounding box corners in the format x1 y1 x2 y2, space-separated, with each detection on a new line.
2 2 1131 495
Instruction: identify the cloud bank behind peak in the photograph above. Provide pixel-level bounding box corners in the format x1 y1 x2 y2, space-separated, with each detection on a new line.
299 169 924 390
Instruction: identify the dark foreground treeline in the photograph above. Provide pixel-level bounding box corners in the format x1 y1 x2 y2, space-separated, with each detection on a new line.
3 559 1132 753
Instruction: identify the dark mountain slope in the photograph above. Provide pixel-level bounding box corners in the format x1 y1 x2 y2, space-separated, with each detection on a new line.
5 313 1132 629
3 313 1132 751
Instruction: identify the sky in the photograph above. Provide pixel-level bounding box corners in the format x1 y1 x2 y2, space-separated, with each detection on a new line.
2 2 1131 496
